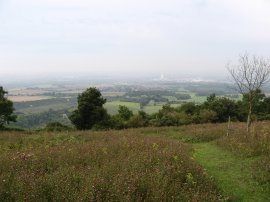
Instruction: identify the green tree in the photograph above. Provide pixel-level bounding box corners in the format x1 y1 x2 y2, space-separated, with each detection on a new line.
0 87 17 128
198 109 217 123
154 105 181 126
241 89 265 115
203 94 239 122
110 105 134 129
128 110 149 128
240 89 270 120
69 87 108 130
261 97 270 115
177 102 199 115
118 105 133 121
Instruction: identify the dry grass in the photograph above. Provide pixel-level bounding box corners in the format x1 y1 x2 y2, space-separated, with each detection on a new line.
138 123 227 143
0 130 223 201
216 121 270 156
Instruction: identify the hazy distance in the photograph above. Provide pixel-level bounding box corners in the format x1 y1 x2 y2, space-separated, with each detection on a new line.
1 0 270 81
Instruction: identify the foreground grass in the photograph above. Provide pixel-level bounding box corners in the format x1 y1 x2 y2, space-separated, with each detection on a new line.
215 122 270 201
139 122 270 201
194 142 269 202
1 122 270 201
0 130 222 201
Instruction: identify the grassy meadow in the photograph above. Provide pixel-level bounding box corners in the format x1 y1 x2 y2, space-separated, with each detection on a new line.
1 121 270 201
0 129 222 201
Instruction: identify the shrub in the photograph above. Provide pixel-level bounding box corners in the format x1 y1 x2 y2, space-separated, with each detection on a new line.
198 109 217 123
44 122 72 132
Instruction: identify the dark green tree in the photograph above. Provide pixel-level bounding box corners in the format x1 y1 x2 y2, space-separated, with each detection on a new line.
203 94 239 122
240 89 270 120
69 87 108 130
261 97 270 115
154 105 181 126
0 87 17 128
177 102 199 115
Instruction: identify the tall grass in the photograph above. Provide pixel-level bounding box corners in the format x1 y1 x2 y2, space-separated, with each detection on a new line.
0 130 223 201
138 123 227 143
216 121 270 156
216 121 270 192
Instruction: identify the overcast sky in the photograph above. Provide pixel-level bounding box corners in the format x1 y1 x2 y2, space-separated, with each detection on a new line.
0 0 270 79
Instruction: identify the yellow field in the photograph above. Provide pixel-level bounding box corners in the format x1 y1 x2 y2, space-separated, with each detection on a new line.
8 95 53 102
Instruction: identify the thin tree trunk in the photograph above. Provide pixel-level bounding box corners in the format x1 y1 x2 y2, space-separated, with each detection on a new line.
227 116 231 137
246 100 252 134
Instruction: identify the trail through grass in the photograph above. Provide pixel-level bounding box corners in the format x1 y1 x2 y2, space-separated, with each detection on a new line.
193 142 269 202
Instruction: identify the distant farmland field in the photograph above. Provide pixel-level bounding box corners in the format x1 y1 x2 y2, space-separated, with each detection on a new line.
8 95 54 102
105 101 172 115
185 93 208 103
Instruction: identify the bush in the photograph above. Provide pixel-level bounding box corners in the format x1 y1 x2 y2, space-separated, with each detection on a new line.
178 112 193 125
198 109 217 123
44 122 72 132
128 114 147 128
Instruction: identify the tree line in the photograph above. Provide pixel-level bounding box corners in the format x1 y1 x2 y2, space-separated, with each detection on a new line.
68 54 270 133
0 88 269 131
68 87 270 130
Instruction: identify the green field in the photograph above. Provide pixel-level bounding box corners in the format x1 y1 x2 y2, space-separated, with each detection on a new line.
12 89 211 117
103 91 208 115
142 105 164 114
17 103 74 114
105 101 171 115
186 93 208 103
104 101 141 114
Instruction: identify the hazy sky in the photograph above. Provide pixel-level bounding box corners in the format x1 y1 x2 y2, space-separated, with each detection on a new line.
1 0 270 78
